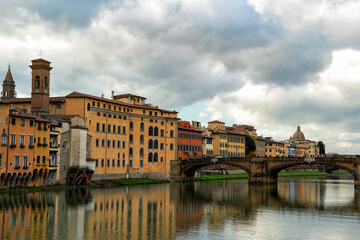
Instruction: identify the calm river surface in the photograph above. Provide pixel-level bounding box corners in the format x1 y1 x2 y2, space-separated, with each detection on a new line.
1 175 360 240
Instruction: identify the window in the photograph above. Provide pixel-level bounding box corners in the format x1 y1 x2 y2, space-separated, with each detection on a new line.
87 103 91 111
42 156 46 164
96 139 99 147
108 124 111 132
117 159 120 167
102 139 105 147
20 135 24 146
92 101 95 107
96 159 98 168
161 130 164 137
122 141 125 149
56 104 62 109
130 122 133 131
112 159 115 167
170 130 174 138
148 153 153 162
154 127 158 136
129 159 132 167
101 159 104 168
140 122 144 132
117 140 121 148
118 126 121 134
10 134 15 145
20 119 25 126
113 125 116 133
14 156 20 168
140 148 144 158
37 156 40 164
102 124 105 132
122 159 125 167
148 139 153 149
123 126 126 134
11 118 16 125
35 76 40 88
129 148 133 157
112 140 116 148
0 154 2 168
170 144 174 150
140 135 144 144
154 140 158 149
140 159 143 167
97 102 100 107
154 153 158 162
149 127 153 136
129 134 133 144
107 159 110 167
96 123 100 131
160 143 164 150
107 140 111 147
23 156 28 167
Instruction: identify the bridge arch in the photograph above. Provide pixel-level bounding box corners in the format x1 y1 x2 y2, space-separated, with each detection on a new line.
178 158 251 180
269 160 357 181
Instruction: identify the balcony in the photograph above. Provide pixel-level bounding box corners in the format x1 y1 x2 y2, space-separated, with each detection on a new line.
10 144 16 148
20 144 25 148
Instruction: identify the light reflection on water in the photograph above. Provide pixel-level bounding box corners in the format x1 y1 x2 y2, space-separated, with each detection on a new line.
0 174 360 240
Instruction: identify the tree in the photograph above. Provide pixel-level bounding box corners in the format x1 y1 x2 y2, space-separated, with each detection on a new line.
318 141 325 155
245 135 256 156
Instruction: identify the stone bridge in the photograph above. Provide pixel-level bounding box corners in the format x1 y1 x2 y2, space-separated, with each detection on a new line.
170 157 360 188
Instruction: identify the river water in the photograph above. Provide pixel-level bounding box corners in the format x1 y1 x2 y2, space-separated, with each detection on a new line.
1 175 360 240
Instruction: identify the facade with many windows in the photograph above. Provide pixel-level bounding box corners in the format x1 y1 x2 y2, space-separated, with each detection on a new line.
177 121 202 160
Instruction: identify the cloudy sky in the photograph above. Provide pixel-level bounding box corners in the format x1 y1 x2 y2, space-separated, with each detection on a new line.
1 0 360 153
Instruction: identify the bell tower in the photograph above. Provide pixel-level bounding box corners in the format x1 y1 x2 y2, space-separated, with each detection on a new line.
30 58 52 116
1 65 17 99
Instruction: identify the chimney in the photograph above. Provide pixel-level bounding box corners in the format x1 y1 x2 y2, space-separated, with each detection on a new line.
111 91 114 99
101 94 104 98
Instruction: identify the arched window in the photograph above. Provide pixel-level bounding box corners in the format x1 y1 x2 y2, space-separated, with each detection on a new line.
140 148 144 158
148 152 153 162
154 153 158 162
148 139 153 149
129 147 133 156
44 76 48 88
149 126 153 136
154 127 158 136
140 135 144 144
35 76 40 88
87 103 91 111
154 140 158 149
140 122 144 132
129 134 133 143
130 121 133 131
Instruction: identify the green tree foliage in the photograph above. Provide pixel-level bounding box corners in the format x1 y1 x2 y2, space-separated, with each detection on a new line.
318 141 325 155
245 135 256 156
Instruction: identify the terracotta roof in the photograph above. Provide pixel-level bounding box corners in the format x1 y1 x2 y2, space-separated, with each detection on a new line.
208 120 225 124
0 96 65 104
66 91 178 113
49 115 81 122
113 93 147 99
178 126 203 133
256 137 267 141
9 112 51 123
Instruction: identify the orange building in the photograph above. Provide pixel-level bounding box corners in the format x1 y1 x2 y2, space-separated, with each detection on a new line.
177 121 202 160
1 57 180 186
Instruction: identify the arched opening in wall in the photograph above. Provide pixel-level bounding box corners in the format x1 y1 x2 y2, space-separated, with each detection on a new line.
35 76 40 89
195 164 248 179
154 127 158 136
87 103 91 111
44 76 48 88
271 161 356 185
0 173 5 184
149 126 153 136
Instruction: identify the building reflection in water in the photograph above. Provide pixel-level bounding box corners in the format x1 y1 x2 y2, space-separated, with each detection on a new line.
0 176 359 240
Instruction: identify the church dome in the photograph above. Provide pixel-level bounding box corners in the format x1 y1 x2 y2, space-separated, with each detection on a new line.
292 126 305 141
